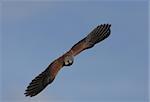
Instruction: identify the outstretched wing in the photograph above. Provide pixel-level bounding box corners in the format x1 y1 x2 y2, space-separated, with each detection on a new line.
25 57 64 97
70 24 111 56
25 24 111 97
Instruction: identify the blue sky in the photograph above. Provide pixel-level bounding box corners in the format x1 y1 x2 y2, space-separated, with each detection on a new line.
1 1 149 102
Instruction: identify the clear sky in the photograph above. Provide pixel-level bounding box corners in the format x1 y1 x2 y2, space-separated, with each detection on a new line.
1 0 149 102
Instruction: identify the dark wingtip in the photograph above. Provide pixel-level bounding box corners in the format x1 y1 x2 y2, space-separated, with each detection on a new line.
24 67 55 97
86 23 111 47
25 76 55 97
97 24 111 28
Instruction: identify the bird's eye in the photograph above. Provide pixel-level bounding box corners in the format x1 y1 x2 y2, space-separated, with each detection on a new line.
65 61 69 65
68 60 72 63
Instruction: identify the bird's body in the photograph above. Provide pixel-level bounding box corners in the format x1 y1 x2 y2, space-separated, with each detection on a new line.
25 24 111 97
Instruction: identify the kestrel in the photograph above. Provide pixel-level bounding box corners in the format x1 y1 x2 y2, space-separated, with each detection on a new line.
25 24 111 97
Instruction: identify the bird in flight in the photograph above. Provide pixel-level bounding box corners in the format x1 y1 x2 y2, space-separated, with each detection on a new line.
25 24 111 97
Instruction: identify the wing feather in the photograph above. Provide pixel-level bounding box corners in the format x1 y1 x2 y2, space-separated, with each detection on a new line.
70 24 111 56
24 58 64 97
86 24 111 45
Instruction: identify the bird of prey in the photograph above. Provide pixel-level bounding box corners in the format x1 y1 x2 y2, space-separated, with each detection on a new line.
25 24 111 97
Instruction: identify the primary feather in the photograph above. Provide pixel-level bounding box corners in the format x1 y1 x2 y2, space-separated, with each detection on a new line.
85 24 111 48
70 24 111 56
25 64 55 97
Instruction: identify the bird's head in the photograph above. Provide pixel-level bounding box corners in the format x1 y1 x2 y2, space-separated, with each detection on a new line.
63 56 74 66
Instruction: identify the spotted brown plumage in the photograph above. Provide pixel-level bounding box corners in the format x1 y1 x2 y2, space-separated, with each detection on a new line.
25 24 111 97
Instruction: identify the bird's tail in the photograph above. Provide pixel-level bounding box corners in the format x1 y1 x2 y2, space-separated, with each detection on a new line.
86 24 111 48
24 66 55 97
